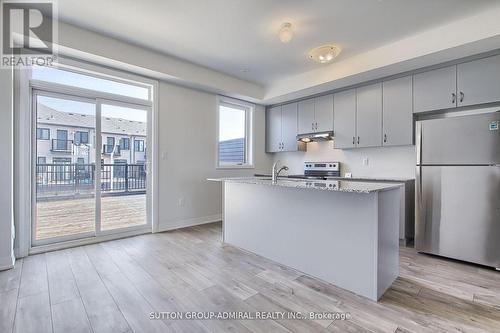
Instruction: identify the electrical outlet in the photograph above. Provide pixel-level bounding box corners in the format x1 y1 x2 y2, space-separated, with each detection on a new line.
363 157 369 166
178 197 185 207
161 151 168 160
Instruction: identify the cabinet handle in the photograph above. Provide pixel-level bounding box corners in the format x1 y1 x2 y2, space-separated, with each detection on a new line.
459 92 464 103
451 92 456 104
357 136 360 145
312 123 314 131
352 137 355 145
384 134 387 143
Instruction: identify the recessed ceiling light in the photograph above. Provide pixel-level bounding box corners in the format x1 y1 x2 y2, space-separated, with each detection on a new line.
308 45 341 64
278 22 293 43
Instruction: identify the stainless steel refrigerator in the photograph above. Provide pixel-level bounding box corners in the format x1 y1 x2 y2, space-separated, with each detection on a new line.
415 110 500 269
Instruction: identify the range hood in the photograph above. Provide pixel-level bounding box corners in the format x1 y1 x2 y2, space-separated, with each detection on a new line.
297 131 334 143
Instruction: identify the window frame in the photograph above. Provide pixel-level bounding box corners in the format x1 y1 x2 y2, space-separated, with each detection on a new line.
74 131 89 145
134 139 145 152
216 96 254 169
120 137 130 150
36 128 50 140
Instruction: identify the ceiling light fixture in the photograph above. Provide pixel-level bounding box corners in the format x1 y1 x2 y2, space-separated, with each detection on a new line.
308 45 341 64
278 22 293 43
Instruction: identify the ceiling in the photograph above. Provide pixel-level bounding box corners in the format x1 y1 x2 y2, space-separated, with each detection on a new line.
55 0 499 86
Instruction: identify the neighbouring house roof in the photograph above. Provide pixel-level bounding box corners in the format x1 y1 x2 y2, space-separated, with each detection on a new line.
37 103 146 136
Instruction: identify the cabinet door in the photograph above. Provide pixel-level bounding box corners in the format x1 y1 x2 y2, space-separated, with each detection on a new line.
413 66 457 113
281 103 299 152
457 55 500 107
297 98 315 134
383 76 413 146
356 83 382 148
333 89 356 149
266 106 282 153
314 94 334 132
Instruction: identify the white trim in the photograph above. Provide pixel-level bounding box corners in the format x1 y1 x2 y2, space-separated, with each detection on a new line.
151 81 160 233
0 257 15 271
216 95 255 169
29 226 151 255
30 80 152 108
15 57 159 254
157 214 222 232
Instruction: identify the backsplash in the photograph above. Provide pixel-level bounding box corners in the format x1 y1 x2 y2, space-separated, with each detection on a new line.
272 140 416 179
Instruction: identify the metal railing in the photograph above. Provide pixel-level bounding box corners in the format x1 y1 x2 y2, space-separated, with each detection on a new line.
36 163 146 198
51 139 73 152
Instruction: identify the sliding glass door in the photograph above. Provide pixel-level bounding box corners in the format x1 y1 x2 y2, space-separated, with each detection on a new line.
34 93 97 242
33 84 152 246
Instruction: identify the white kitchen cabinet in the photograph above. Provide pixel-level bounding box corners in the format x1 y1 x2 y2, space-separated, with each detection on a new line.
413 65 457 113
281 103 299 151
333 89 356 149
356 83 383 148
266 105 282 153
314 94 334 133
297 99 315 134
297 94 333 134
266 103 303 153
457 54 500 107
383 76 413 146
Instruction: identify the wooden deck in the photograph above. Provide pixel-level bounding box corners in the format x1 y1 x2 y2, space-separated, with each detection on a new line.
1 222 499 333
35 194 146 240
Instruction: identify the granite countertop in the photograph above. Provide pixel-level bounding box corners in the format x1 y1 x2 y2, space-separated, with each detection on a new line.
254 174 414 182
208 177 402 194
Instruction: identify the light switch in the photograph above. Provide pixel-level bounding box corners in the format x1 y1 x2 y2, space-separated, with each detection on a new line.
161 151 168 160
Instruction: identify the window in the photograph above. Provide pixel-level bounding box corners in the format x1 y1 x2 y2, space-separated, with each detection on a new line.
74 131 89 145
120 138 130 150
134 139 145 152
105 137 115 154
36 128 50 140
32 66 150 100
217 97 253 168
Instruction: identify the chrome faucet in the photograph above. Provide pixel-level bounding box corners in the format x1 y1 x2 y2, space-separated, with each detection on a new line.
272 160 289 184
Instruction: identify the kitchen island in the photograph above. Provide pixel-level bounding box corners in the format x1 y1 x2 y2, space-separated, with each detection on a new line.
209 177 402 301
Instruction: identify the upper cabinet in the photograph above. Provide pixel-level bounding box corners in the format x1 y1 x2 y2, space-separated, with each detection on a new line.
457 54 500 107
268 54 500 152
266 105 282 153
383 76 413 146
297 94 334 134
297 99 315 134
266 103 304 153
314 94 334 132
413 65 457 113
356 83 382 148
333 89 356 149
281 103 300 152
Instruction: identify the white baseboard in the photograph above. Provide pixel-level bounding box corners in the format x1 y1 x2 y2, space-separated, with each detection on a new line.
0 254 15 271
157 214 222 232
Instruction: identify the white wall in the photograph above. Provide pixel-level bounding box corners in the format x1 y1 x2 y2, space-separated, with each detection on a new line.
154 82 272 230
0 68 15 270
273 141 415 180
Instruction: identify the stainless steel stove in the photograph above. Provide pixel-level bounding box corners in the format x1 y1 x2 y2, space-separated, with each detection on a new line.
288 162 340 179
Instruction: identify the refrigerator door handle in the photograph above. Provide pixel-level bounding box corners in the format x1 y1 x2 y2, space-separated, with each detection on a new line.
416 121 423 165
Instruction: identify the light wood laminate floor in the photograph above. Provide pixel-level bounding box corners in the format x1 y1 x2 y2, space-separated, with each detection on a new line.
1 222 499 333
